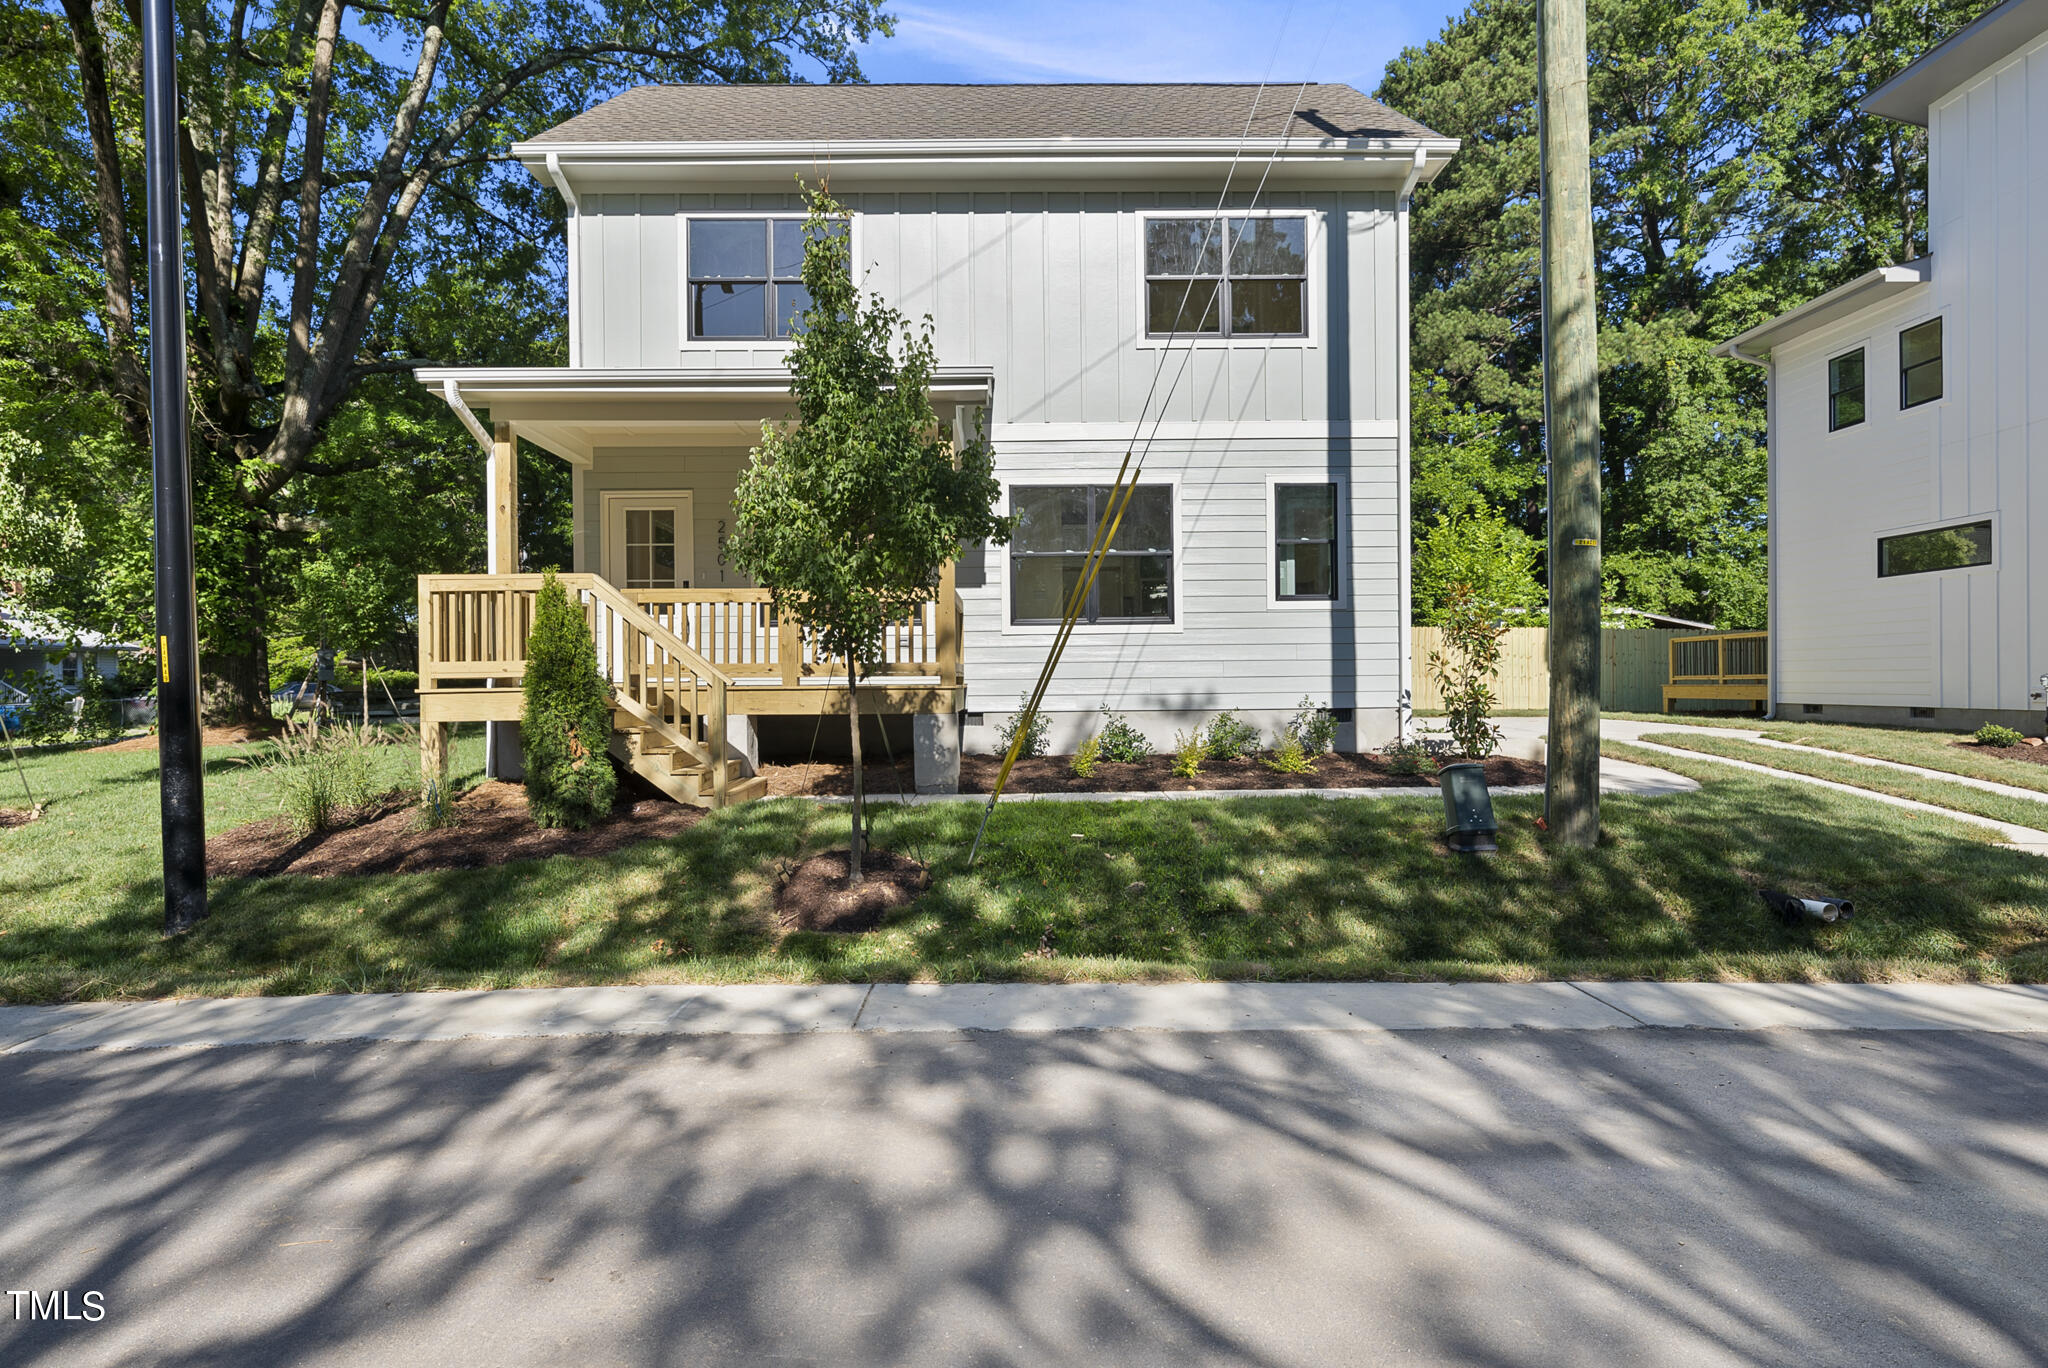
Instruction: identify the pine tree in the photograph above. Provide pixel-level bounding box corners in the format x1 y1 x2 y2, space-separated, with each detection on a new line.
521 570 616 829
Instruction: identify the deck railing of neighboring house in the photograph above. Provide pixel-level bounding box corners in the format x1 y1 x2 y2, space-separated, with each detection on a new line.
1661 631 1769 712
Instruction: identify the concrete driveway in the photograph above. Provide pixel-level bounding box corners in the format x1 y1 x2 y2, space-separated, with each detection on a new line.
3 1026 2044 1367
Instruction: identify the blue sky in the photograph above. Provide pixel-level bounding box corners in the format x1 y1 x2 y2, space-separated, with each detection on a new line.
849 0 1460 94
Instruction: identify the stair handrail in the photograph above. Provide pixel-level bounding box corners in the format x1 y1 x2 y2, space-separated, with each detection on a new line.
573 574 734 807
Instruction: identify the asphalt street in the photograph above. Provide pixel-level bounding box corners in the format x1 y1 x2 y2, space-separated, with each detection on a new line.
2 1027 2044 1367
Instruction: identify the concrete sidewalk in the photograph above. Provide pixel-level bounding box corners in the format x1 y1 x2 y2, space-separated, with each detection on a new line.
6 979 2046 1053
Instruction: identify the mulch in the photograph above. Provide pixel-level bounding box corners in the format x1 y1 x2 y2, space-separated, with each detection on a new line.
1961 740 2048 769
208 779 701 879
0 807 40 830
774 848 930 933
757 752 1544 796
107 722 284 753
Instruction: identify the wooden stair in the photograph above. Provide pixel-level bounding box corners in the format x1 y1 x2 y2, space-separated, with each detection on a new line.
609 715 768 809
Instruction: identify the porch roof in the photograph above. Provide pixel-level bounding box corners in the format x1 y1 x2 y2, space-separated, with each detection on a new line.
415 365 996 466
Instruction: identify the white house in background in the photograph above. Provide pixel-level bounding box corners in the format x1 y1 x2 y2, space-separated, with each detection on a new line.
1721 0 2048 733
0 603 128 691
414 83 1455 800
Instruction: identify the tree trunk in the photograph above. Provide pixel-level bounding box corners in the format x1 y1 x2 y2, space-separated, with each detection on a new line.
202 520 274 723
846 658 865 886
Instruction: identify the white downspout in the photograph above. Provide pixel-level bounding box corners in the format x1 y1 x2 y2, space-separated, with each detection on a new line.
1394 147 1427 741
1723 340 1778 720
546 152 582 367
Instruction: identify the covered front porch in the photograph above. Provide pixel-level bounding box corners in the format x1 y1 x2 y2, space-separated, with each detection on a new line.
413 366 992 807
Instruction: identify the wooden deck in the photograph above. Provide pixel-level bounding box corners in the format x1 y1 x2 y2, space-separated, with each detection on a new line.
416 570 962 808
1661 631 1768 712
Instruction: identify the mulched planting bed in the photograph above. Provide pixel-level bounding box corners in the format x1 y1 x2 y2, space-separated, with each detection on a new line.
0 807 40 830
756 752 1544 796
209 779 701 878
1958 740 2048 769
775 848 930 933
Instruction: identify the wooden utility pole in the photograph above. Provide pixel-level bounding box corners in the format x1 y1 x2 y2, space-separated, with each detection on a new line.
1537 0 1602 847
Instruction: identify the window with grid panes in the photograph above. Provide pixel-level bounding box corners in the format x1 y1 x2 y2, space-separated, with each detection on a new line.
1009 486 1174 624
687 218 844 340
1900 317 1942 409
1274 483 1338 599
1828 348 1865 431
1144 216 1308 338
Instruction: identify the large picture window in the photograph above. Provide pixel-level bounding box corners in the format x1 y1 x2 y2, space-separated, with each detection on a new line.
687 217 844 340
1274 483 1338 600
1010 485 1174 624
1878 520 1991 577
1828 347 1865 431
1900 317 1943 409
1144 216 1308 338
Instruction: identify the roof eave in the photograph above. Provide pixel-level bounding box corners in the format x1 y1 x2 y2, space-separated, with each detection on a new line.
1717 258 1934 359
1861 0 2048 125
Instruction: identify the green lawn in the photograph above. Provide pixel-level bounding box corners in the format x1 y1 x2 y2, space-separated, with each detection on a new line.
1749 721 2048 796
1637 731 2048 833
2 731 2045 1004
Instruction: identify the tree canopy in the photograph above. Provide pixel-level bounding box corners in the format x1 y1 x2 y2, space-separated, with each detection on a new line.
1379 0 1996 629
0 0 887 713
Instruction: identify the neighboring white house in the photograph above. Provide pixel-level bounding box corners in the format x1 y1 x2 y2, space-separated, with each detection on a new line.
1721 0 2048 732
419 83 1455 783
0 603 128 691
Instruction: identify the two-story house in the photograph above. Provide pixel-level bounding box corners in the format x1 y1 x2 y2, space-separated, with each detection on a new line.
1720 0 2048 733
414 83 1456 803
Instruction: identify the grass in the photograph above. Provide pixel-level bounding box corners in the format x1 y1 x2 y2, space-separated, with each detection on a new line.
2 729 2045 1004
1750 721 2048 796
1635 731 2048 833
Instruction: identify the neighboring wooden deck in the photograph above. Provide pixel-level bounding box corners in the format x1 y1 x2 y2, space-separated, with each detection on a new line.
415 570 962 808
1662 632 1768 712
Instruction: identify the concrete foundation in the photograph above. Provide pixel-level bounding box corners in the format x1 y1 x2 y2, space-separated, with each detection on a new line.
1772 702 2046 736
913 711 962 794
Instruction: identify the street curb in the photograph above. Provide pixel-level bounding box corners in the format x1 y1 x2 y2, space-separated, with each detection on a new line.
5 980 2044 1055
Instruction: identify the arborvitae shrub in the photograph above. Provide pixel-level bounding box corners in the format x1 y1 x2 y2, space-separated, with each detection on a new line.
522 570 617 828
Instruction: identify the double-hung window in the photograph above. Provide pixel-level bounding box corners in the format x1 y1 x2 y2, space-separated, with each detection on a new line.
1010 485 1174 624
1900 317 1942 409
1827 348 1865 431
1144 215 1308 338
1274 483 1339 600
687 217 844 340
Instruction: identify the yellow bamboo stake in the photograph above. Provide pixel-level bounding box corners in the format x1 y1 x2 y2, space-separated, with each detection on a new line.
968 456 1143 865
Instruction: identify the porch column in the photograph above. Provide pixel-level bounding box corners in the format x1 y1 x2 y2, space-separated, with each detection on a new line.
485 422 520 779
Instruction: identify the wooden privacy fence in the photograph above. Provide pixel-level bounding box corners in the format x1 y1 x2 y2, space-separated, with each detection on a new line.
1412 627 1718 714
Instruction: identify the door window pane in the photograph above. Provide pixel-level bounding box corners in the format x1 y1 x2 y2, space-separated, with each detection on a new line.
623 505 682 589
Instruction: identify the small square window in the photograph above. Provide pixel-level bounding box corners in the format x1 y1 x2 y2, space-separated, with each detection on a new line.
1900 318 1942 409
1828 349 1865 431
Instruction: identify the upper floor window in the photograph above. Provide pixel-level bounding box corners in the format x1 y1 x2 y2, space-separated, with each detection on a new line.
687 217 844 341
1827 348 1865 431
1144 215 1308 338
1010 485 1175 624
1900 317 1942 409
1878 519 1991 577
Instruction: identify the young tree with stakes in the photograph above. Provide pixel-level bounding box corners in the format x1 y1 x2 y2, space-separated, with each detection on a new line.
727 186 1007 886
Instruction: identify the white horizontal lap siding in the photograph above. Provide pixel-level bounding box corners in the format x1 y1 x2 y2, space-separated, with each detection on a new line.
959 435 1400 718
577 448 754 590
576 187 1399 428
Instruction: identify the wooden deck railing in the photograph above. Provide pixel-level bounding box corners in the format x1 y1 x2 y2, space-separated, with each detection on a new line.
1662 630 1768 712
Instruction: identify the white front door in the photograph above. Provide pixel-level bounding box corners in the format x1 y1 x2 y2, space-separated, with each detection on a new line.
602 493 695 590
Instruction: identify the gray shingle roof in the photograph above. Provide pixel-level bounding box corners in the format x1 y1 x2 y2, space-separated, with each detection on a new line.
523 83 1441 146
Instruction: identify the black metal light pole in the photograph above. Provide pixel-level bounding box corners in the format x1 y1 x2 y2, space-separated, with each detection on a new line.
142 0 206 932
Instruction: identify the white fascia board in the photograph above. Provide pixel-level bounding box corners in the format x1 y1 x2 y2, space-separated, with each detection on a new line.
1862 0 2048 126
1716 258 1933 359
514 136 1460 189
416 365 995 399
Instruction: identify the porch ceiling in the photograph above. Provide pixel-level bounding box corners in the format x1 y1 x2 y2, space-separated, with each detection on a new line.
416 365 996 466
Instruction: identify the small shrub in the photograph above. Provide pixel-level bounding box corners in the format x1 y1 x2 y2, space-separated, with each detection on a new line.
1380 737 1436 777
5 672 71 745
522 569 618 830
1171 729 1204 778
1426 584 1506 759
1203 710 1262 761
74 659 120 743
416 778 457 831
1095 710 1151 764
268 722 382 836
1281 696 1340 756
997 696 1050 759
1264 735 1316 774
1070 734 1101 779
1974 722 2026 748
